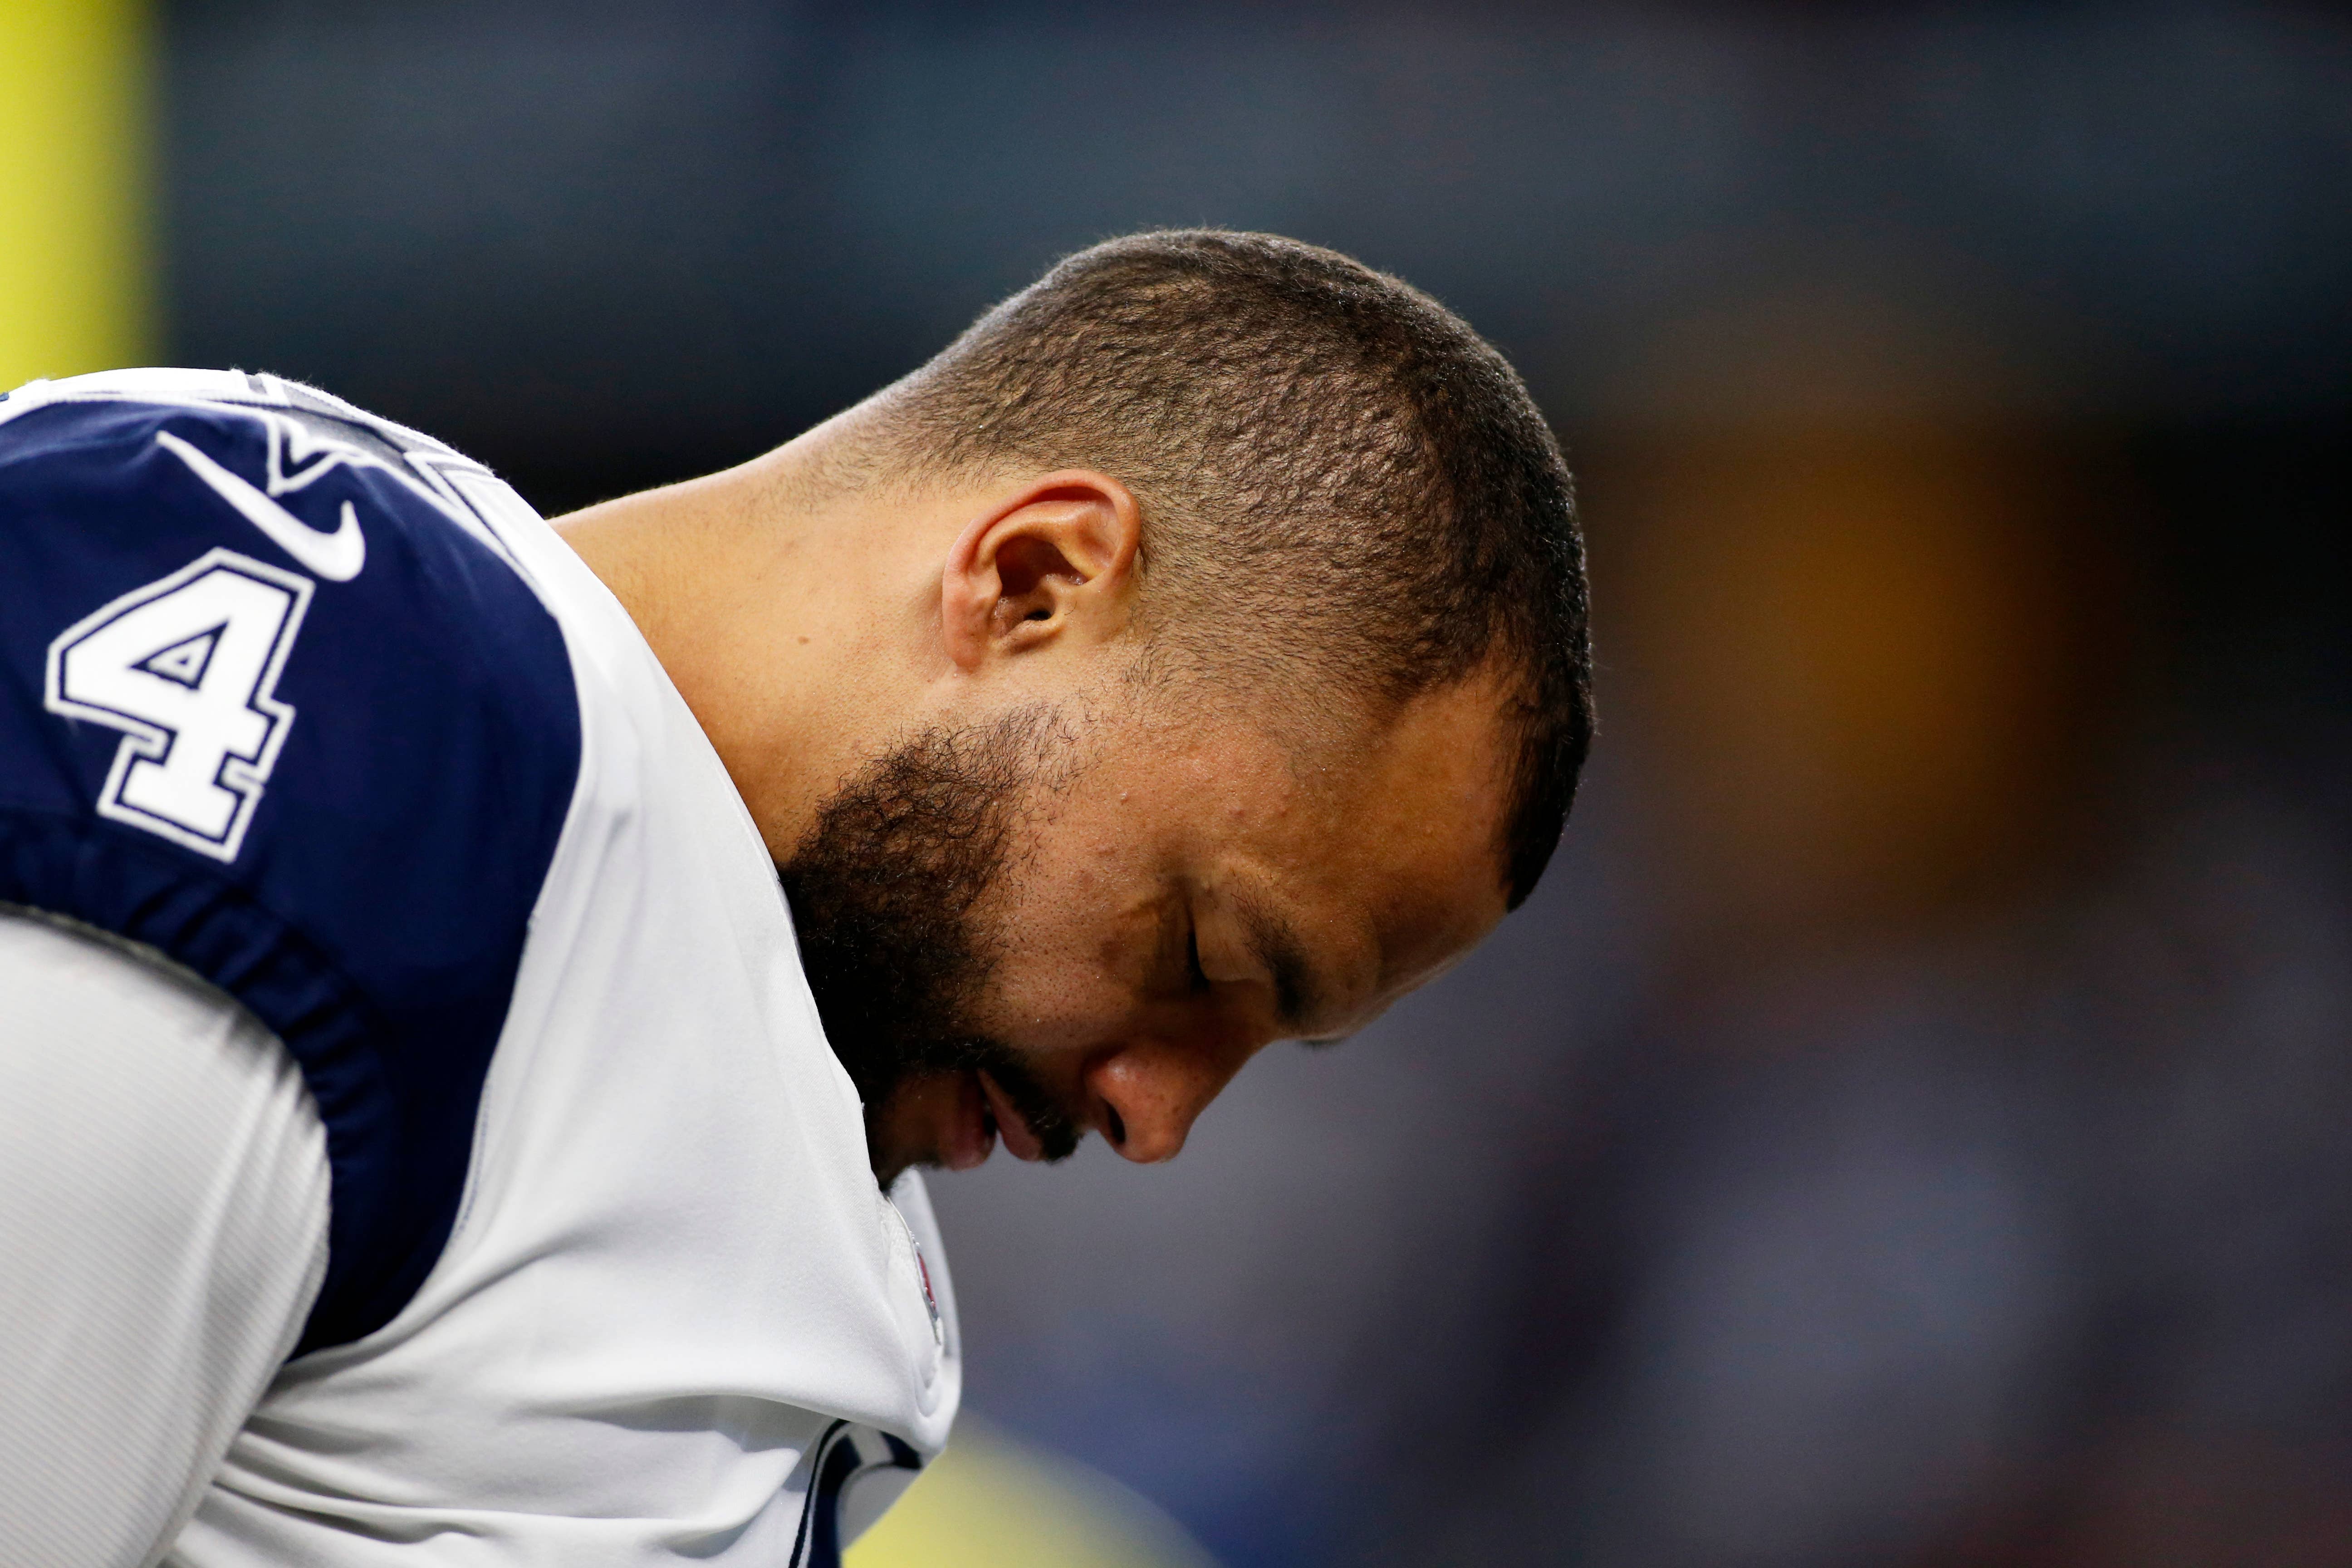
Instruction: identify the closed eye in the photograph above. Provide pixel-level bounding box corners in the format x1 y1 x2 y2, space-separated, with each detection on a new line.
1185 924 1210 994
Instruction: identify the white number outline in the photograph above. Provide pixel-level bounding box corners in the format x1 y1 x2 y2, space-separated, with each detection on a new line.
44 547 315 863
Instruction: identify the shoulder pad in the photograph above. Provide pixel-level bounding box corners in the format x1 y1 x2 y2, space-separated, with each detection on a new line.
0 375 582 1351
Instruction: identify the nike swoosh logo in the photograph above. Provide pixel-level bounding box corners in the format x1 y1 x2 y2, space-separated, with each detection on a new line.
156 429 367 582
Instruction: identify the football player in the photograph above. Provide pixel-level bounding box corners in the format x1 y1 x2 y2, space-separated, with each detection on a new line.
0 231 1592 1566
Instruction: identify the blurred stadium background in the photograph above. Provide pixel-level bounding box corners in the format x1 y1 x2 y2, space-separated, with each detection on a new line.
9 3 2349 1563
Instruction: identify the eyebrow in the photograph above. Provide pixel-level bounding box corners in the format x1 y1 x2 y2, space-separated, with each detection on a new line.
1232 891 1324 1039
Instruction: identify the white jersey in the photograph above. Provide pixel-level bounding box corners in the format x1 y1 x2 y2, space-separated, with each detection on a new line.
0 369 958 1564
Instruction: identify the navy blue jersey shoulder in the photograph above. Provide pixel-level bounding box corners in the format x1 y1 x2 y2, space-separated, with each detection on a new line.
0 382 581 1352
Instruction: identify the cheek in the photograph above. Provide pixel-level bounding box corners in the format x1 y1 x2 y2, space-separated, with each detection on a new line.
977 863 1157 1044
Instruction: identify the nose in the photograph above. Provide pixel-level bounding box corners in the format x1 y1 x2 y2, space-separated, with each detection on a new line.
1083 1032 1260 1164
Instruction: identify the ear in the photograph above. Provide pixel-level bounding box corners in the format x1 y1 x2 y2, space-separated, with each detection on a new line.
939 470 1142 672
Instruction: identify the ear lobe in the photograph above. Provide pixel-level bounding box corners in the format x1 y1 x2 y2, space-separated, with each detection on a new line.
940 472 1141 671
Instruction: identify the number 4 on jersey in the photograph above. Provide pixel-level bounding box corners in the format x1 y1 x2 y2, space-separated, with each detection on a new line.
46 548 314 862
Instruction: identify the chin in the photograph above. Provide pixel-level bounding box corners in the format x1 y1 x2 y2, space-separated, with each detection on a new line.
864 1073 958 1189
862 1113 922 1188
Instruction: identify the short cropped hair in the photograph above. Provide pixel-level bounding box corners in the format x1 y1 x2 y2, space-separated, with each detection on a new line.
882 230 1593 906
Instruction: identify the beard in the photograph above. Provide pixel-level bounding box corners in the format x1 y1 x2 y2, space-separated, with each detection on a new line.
776 706 1083 1173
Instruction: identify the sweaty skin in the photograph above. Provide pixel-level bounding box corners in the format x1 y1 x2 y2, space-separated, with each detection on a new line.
555 411 1516 1181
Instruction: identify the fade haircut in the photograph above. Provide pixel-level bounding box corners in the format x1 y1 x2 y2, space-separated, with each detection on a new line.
877 230 1593 906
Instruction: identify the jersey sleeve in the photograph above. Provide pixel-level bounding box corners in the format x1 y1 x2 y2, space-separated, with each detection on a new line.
0 910 328 1568
0 379 583 1353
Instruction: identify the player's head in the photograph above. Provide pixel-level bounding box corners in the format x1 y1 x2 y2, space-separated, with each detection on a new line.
774 230 1593 1182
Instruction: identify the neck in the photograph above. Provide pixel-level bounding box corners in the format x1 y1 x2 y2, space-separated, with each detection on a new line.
550 423 930 861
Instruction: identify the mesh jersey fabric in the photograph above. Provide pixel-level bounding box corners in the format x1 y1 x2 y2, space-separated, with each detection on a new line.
0 908 328 1568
